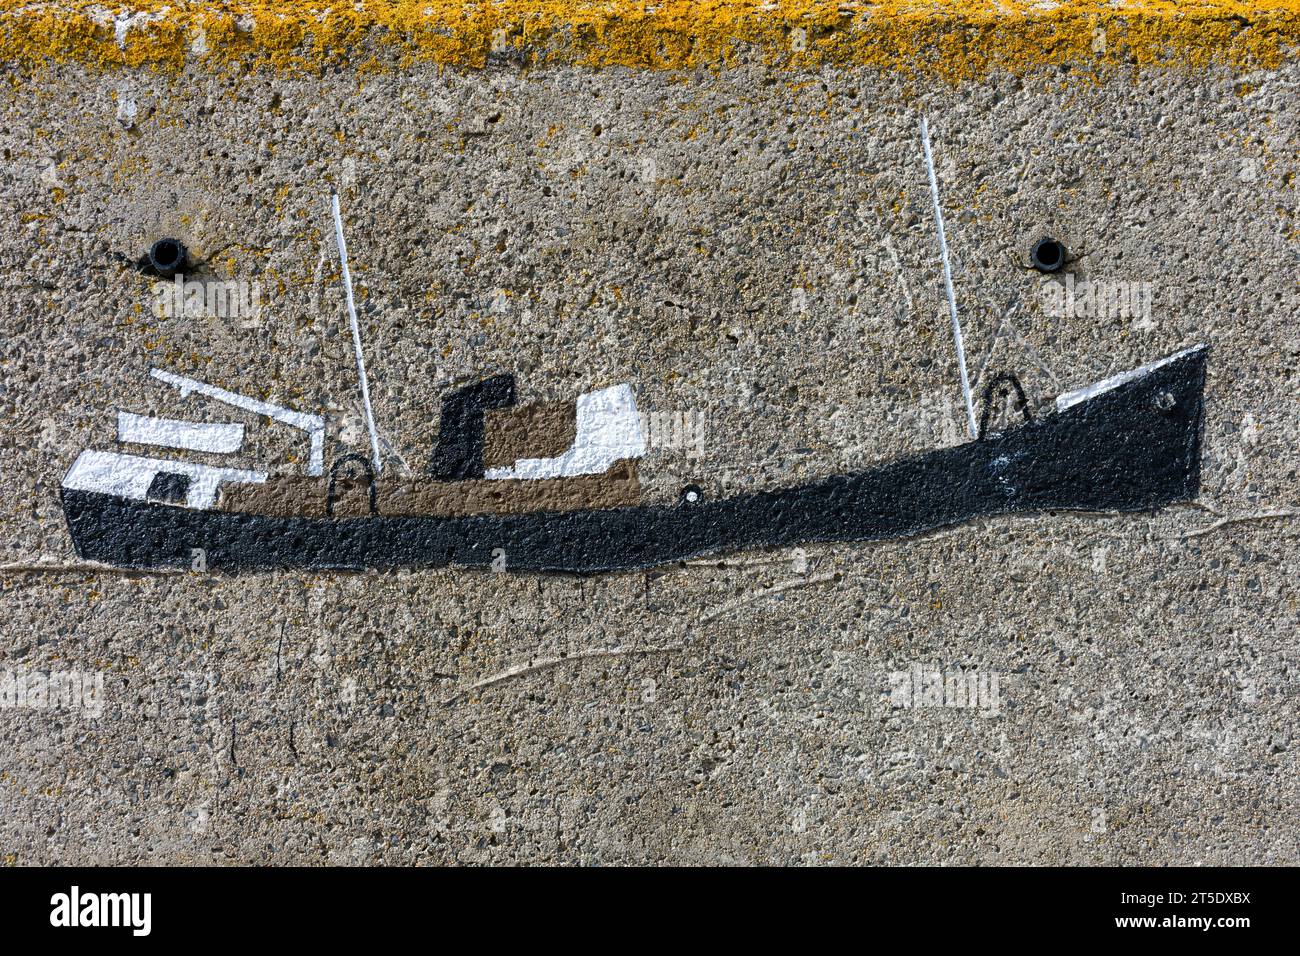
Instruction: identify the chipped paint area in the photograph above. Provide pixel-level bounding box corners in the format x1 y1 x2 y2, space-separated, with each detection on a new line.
0 1 1298 76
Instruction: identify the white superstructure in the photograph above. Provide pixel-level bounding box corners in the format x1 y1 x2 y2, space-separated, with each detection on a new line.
484 383 647 480
62 450 265 509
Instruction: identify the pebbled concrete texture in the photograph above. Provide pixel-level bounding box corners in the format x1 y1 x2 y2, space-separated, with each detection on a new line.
1 12 1298 864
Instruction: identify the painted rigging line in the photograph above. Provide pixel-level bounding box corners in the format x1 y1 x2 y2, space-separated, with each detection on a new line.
331 192 384 474
920 116 978 440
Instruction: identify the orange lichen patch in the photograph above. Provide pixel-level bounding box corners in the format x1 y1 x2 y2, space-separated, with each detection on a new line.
0 1 1296 76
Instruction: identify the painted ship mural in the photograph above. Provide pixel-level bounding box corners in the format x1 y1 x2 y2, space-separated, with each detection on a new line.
60 342 1207 574
60 124 1208 575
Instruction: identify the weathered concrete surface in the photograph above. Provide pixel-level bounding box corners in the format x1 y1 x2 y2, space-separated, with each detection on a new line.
1 6 1298 864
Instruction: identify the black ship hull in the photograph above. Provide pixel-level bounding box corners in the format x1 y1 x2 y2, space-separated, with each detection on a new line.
61 348 1207 574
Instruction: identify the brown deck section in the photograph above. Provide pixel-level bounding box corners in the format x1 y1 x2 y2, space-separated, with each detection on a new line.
484 402 577 468
218 460 640 518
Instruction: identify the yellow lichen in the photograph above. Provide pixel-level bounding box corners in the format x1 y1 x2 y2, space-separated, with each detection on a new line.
0 1 1293 77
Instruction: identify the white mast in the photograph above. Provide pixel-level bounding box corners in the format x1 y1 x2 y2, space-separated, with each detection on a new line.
331 192 383 473
920 116 978 441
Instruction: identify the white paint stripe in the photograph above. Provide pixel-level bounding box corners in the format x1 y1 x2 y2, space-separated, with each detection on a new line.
150 368 326 476
1055 344 1207 412
117 412 244 454
921 116 978 441
62 450 265 509
331 192 383 475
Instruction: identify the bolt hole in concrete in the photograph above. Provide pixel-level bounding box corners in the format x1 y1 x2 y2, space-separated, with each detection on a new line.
1030 236 1066 272
147 237 187 277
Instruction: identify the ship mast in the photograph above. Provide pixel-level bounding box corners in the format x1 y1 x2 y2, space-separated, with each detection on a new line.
331 192 384 474
920 116 978 441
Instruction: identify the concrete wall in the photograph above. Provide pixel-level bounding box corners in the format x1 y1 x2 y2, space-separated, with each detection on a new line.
1 2 1298 863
